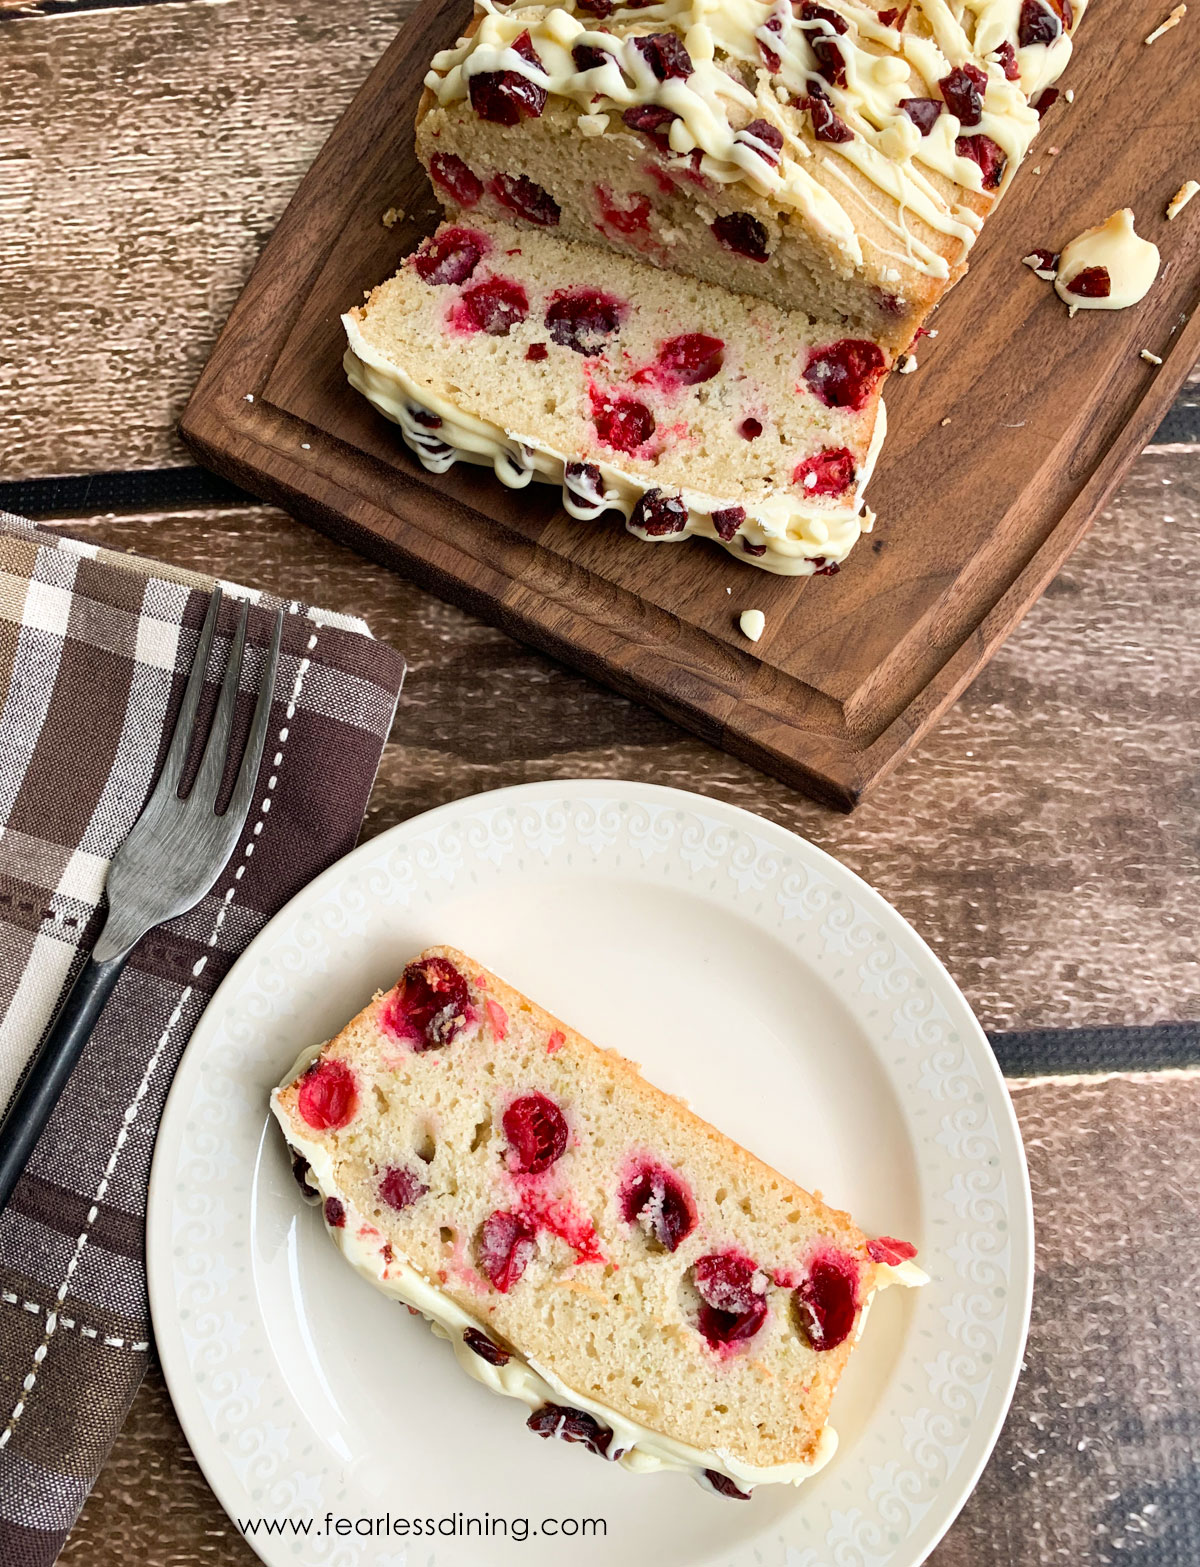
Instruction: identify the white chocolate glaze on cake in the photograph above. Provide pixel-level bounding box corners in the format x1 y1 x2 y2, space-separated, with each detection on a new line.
1053 208 1161 314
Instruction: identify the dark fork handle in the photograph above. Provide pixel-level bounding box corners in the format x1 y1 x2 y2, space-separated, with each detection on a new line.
0 953 128 1211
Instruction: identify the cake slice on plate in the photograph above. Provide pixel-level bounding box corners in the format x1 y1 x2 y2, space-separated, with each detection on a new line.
272 945 924 1497
344 216 887 575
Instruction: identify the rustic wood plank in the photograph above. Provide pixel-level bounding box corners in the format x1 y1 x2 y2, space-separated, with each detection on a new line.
0 0 411 479
33 437 1200 1033
59 1070 1200 1566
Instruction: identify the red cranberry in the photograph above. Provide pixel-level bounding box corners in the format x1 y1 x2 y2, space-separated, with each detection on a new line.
622 104 678 149
812 557 840 575
468 31 547 126
759 12 783 70
793 446 856 496
452 276 529 336
1018 0 1062 45
464 1327 510 1365
291 1154 318 1200
711 211 769 261
739 119 784 164
596 185 652 235
412 227 485 286
545 288 624 354
793 1253 859 1350
572 41 610 71
382 956 472 1049
621 1163 696 1250
955 133 1007 189
939 63 987 126
656 332 724 385
900 97 943 135
1065 265 1111 298
590 390 656 453
799 2 848 84
803 339 887 410
1033 86 1059 116
799 2 848 34
410 407 442 428
1024 246 1058 275
630 489 688 535
802 84 855 143
527 1404 613 1456
489 172 560 227
323 1196 345 1227
297 1059 357 1130
711 505 746 540
429 152 484 208
742 538 767 557
526 342 548 361
739 417 763 440
704 1470 752 1499
478 1210 537 1291
693 1252 769 1346
576 0 613 14
503 1093 569 1174
867 1236 918 1265
632 32 694 80
995 39 1020 80
876 6 904 22
565 460 605 503
380 1165 428 1211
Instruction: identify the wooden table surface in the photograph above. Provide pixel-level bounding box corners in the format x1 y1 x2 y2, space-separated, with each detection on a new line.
3 0 1199 1562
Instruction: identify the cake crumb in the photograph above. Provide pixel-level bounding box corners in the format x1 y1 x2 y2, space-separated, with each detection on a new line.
1031 165 1042 175
897 353 917 374
1145 3 1186 43
940 416 951 426
1140 349 1164 364
382 207 405 228
301 442 312 450
1167 180 1199 219
739 609 766 642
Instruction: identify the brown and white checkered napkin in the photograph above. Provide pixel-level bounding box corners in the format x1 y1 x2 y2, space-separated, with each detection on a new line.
0 512 406 1567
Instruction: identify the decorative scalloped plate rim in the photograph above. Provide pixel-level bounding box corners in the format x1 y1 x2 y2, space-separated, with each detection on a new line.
148 779 1032 1567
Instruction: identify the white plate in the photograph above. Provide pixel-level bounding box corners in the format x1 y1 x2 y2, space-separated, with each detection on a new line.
148 780 1032 1567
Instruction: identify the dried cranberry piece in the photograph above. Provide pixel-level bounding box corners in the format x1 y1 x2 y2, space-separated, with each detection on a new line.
793 1254 859 1350
620 1163 697 1249
799 1 849 84
323 1196 346 1227
633 32 694 80
900 97 943 135
297 1059 358 1130
410 407 442 428
1065 265 1110 298
803 85 855 143
291 1154 318 1200
527 1404 613 1457
503 1092 569 1174
464 1327 510 1365
412 227 485 286
590 390 656 453
1023 246 1058 275
939 63 987 126
526 342 548 361
867 1236 918 1265
478 1210 537 1291
711 211 769 261
453 276 530 336
803 339 887 410
812 557 840 575
739 417 763 440
1018 0 1061 46
799 1 849 32
740 118 784 164
955 133 1007 189
490 172 560 227
572 41 610 71
994 39 1019 80
1033 86 1059 116
380 1165 429 1211
622 103 678 149
759 39 782 71
630 489 688 536
704 1470 752 1499
429 152 484 208
468 31 547 126
742 539 767 557
711 505 746 540
876 5 904 23
565 460 605 501
576 0 613 14
793 446 856 496
545 288 624 354
382 956 472 1049
657 332 725 385
693 1252 769 1346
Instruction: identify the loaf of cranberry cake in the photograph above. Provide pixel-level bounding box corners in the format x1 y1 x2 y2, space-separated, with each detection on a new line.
344 216 886 574
417 0 1083 355
272 946 924 1495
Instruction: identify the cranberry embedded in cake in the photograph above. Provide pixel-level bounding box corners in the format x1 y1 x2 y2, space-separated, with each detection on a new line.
490 172 560 227
653 333 725 387
620 1162 697 1250
429 152 484 209
450 276 530 336
297 1058 358 1130
588 388 656 454
412 227 487 287
380 1164 429 1211
793 447 856 497
793 1252 860 1351
478 1209 538 1291
711 212 770 262
693 1251 770 1347
803 339 887 410
503 1092 569 1174
381 955 472 1050
544 288 624 354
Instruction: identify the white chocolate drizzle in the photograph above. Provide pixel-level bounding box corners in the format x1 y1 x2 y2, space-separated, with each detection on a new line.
1053 208 1161 316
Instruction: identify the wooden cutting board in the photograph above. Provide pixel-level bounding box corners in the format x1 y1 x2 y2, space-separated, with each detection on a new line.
181 0 1200 809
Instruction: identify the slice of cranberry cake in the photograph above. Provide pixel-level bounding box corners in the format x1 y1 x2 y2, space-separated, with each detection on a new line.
344 216 886 575
272 946 924 1496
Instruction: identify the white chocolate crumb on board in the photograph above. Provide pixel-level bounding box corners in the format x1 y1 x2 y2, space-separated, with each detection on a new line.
739 609 766 643
940 416 952 426
244 393 254 403
382 207 405 228
897 354 918 374
1054 209 1161 316
1145 4 1186 43
1167 180 1199 219
1065 88 1075 103
1140 349 1164 364
1023 251 1059 280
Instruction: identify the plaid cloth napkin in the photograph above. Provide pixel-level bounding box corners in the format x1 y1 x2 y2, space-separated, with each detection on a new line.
0 513 406 1567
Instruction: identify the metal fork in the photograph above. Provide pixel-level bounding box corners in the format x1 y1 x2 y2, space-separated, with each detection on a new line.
0 587 284 1211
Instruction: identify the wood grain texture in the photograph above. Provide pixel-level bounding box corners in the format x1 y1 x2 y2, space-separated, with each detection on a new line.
58 1071 1200 1566
0 0 411 479
34 441 1200 1035
178 0 1200 806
